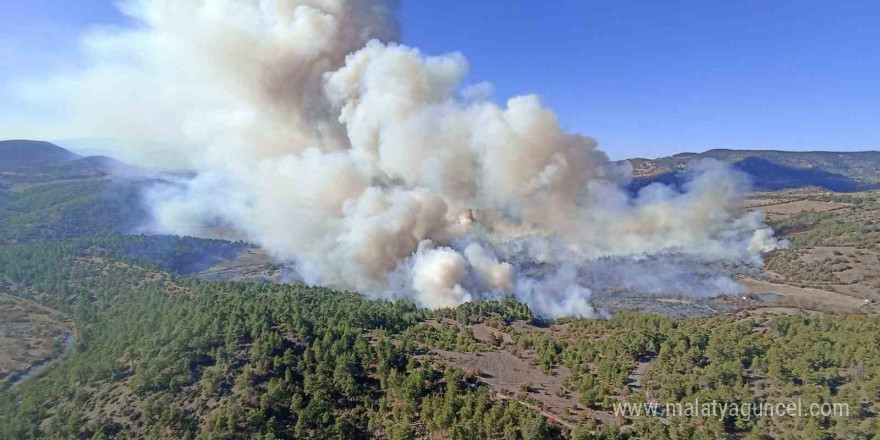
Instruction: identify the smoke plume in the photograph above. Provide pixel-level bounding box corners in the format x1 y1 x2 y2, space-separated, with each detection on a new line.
34 0 787 317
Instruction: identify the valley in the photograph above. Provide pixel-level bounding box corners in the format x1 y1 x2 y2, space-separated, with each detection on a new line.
1 141 879 440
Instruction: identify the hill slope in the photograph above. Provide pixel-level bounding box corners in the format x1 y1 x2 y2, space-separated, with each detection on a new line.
4 140 878 192
1 139 879 439
627 149 880 191
0 141 140 190
0 140 79 166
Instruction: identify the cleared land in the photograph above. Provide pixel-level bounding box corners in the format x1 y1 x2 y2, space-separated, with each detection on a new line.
425 318 622 428
733 190 880 315
195 248 284 282
737 277 871 314
0 292 72 386
757 199 847 221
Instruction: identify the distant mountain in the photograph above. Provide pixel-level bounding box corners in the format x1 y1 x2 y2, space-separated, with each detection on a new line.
626 149 880 192
0 140 80 165
3 140 878 193
0 140 134 187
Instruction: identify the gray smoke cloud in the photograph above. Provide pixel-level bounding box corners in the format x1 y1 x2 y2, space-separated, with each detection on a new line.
30 0 788 317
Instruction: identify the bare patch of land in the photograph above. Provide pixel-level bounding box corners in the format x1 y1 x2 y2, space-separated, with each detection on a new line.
734 190 880 314
0 292 72 386
765 246 880 298
758 199 847 221
195 248 285 282
737 277 870 314
422 319 624 428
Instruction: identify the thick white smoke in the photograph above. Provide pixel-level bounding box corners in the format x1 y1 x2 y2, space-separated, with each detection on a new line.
33 0 788 317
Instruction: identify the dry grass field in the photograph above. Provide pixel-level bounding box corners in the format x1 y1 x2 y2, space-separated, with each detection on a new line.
737 189 880 314
0 292 72 386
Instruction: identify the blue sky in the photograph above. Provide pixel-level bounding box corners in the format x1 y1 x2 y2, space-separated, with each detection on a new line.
2 0 879 159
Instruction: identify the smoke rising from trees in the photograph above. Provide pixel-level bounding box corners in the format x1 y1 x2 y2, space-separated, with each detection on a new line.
29 0 787 317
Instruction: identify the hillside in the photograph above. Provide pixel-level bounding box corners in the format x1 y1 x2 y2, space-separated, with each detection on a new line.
627 149 880 192
0 141 129 189
2 239 879 440
0 139 879 440
0 140 80 166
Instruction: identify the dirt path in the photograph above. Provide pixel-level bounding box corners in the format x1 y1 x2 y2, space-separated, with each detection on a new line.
628 354 656 390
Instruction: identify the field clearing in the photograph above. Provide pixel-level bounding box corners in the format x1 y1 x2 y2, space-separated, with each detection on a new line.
737 277 871 314
759 199 847 221
765 247 880 296
430 348 609 427
0 292 72 385
195 248 282 282
738 191 880 314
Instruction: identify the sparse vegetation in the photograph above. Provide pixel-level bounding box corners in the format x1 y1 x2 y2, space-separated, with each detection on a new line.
768 193 880 249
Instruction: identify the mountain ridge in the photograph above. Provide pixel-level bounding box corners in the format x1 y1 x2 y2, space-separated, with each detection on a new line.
4 140 880 192
622 148 880 192
0 140 80 165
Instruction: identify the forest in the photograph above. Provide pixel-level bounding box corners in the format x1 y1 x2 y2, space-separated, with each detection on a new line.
1 177 879 439
0 235 878 439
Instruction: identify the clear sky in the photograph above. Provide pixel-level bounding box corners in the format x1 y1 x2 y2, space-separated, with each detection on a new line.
1 0 879 159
